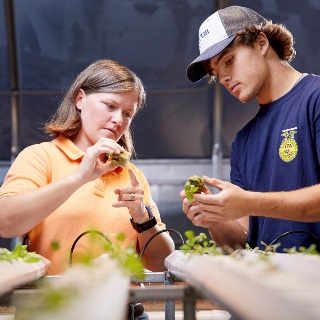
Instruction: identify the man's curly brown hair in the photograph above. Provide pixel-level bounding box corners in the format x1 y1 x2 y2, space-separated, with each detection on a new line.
204 21 296 83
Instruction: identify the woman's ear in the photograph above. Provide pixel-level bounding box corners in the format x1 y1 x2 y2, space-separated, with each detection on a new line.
256 32 269 56
75 89 85 111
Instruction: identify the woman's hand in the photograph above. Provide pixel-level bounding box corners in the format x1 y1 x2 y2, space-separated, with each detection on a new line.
74 137 124 184
113 168 148 223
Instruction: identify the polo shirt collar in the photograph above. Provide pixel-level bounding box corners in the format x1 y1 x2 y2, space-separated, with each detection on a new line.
52 135 84 160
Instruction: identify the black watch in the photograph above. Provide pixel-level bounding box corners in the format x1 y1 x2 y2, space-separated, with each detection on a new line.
130 206 157 233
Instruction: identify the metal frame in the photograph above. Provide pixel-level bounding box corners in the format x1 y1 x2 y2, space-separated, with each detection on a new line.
131 271 201 320
4 0 19 161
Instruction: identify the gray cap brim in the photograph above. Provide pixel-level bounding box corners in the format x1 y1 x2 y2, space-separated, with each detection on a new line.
187 35 235 82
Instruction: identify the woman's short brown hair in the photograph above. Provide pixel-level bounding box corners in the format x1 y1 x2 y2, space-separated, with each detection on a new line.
44 59 146 153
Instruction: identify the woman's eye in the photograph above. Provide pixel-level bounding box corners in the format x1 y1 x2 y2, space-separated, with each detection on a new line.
105 104 115 110
124 112 132 119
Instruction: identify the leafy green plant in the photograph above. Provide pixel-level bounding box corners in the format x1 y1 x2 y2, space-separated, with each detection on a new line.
50 241 60 251
179 230 224 255
0 242 41 263
245 242 280 253
103 233 145 280
242 242 281 264
284 243 320 255
15 232 145 319
68 231 145 279
184 175 204 201
245 241 320 256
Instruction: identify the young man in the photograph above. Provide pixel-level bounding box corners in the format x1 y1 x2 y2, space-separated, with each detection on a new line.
181 6 320 252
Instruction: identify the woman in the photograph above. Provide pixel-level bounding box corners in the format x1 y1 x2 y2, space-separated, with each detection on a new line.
0 59 175 275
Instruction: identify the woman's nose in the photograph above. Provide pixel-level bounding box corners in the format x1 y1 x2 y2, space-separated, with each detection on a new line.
112 110 123 125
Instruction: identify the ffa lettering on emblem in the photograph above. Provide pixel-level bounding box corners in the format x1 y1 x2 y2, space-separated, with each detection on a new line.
279 127 298 162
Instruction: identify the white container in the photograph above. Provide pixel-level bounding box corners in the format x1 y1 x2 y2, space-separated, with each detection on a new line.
16 255 130 320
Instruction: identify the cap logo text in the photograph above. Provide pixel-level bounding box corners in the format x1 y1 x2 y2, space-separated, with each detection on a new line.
199 29 209 40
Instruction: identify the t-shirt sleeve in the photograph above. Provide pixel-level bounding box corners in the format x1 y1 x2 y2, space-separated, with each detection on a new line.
312 90 320 163
0 145 51 197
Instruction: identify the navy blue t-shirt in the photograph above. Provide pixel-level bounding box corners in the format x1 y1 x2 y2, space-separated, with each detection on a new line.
231 74 320 251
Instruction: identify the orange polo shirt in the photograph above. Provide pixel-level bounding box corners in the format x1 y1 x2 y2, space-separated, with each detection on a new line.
0 135 165 275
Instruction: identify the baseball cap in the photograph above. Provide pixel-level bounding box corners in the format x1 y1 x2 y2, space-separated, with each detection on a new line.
187 6 267 82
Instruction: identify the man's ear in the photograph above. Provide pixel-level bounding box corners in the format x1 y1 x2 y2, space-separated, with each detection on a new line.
75 89 85 111
256 32 269 56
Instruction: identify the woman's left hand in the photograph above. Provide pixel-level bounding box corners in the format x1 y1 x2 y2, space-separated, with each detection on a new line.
113 168 148 223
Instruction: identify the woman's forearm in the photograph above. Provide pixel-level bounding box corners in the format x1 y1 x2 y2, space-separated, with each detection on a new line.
137 225 175 271
0 174 84 238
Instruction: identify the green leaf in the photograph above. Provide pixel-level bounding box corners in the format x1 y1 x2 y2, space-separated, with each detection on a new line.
23 255 41 263
179 230 224 256
50 241 60 251
184 181 200 201
0 242 42 263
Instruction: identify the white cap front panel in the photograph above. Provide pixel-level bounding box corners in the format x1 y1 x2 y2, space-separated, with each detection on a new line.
198 12 228 54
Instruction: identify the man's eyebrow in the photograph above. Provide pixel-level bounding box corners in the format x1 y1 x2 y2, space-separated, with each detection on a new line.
215 47 232 65
208 47 232 74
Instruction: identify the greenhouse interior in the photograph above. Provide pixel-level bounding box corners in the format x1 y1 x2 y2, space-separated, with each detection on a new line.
1 0 320 319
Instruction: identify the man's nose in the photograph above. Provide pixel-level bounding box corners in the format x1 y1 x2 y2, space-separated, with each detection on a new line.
219 71 230 84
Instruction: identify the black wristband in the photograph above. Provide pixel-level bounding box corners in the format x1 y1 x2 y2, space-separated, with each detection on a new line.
130 206 157 233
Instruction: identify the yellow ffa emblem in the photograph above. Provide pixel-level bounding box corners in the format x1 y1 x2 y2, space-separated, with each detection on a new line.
279 129 298 162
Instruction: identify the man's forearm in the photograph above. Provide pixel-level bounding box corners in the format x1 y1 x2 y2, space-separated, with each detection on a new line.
247 184 320 222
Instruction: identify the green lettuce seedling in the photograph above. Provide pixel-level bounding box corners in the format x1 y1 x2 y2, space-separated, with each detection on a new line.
0 242 41 263
184 175 204 201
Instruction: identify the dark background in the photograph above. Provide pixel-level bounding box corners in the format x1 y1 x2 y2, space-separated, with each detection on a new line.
1 0 320 248
1 0 319 161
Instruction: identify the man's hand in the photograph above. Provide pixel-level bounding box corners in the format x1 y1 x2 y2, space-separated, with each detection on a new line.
181 176 250 227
